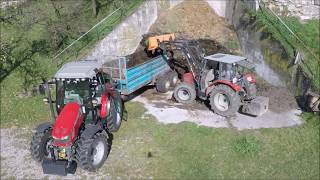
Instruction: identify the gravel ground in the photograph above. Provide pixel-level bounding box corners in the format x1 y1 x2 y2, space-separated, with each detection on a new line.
0 128 115 180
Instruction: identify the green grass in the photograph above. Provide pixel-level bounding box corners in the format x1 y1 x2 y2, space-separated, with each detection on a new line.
0 72 50 128
103 103 319 179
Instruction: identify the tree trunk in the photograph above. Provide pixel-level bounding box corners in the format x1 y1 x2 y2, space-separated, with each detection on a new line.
92 0 97 17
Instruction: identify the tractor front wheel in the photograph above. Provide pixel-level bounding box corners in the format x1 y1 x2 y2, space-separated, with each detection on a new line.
30 127 53 162
76 131 110 172
173 82 196 104
209 85 240 117
106 91 123 132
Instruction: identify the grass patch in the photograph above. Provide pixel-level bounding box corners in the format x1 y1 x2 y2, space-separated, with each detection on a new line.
232 136 260 156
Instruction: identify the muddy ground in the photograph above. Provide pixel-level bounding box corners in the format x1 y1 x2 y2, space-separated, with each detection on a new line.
126 0 237 68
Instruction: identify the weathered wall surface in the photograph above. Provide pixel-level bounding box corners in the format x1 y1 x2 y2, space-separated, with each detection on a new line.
86 0 183 62
208 0 319 20
86 0 158 61
264 0 320 20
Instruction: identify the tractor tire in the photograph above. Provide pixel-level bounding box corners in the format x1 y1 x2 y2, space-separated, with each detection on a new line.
30 127 52 162
76 131 110 172
209 85 240 117
106 91 123 132
156 75 170 93
168 71 178 87
173 82 196 104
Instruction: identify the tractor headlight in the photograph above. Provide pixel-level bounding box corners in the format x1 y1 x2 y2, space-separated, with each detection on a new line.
232 77 237 83
61 135 70 141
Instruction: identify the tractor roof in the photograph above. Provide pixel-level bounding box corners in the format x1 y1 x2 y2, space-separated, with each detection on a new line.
54 60 102 79
204 53 247 64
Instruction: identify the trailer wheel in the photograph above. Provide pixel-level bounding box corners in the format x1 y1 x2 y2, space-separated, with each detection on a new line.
173 82 196 104
209 85 240 117
106 91 123 132
168 71 178 87
156 75 170 93
30 127 53 162
76 131 110 172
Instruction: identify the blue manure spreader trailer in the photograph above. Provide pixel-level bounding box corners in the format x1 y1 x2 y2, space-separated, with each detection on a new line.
102 54 178 96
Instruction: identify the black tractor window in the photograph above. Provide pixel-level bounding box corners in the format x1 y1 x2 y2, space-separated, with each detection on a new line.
56 79 90 110
206 60 219 70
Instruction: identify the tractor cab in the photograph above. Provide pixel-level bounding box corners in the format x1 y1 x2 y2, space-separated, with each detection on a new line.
202 53 255 85
53 61 111 123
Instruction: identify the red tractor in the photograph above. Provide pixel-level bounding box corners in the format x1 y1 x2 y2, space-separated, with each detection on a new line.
30 60 123 175
161 39 268 117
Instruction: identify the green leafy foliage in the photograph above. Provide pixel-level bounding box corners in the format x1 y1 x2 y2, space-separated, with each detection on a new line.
255 7 320 89
0 0 144 89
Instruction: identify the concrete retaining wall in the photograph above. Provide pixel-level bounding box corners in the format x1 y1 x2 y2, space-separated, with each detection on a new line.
86 0 183 62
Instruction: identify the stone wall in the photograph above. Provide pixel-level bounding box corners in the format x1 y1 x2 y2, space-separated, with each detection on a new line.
207 0 319 20
262 0 319 20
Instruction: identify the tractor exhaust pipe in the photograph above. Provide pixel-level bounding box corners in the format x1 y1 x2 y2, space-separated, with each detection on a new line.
43 79 57 121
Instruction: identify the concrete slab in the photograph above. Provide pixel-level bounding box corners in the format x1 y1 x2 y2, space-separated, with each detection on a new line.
132 90 303 130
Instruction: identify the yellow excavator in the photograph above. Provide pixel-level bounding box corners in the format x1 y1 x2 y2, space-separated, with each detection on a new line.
145 33 175 54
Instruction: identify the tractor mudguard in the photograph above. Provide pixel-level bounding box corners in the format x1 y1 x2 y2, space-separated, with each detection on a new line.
205 80 241 96
35 122 52 133
81 124 104 138
182 72 195 85
100 94 109 119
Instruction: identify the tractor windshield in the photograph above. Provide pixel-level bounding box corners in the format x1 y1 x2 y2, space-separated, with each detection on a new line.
56 79 91 111
220 63 236 80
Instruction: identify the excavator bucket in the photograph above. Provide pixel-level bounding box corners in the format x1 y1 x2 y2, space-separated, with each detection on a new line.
147 33 175 51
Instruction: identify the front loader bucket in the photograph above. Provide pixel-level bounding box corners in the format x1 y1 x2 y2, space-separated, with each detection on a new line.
42 158 77 176
241 96 269 116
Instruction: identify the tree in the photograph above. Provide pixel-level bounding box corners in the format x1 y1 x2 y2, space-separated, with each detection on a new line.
92 0 97 17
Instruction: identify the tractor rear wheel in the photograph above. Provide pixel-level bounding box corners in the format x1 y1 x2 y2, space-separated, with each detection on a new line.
30 127 53 162
76 131 110 172
156 75 170 93
173 82 196 104
106 91 123 132
209 85 240 117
